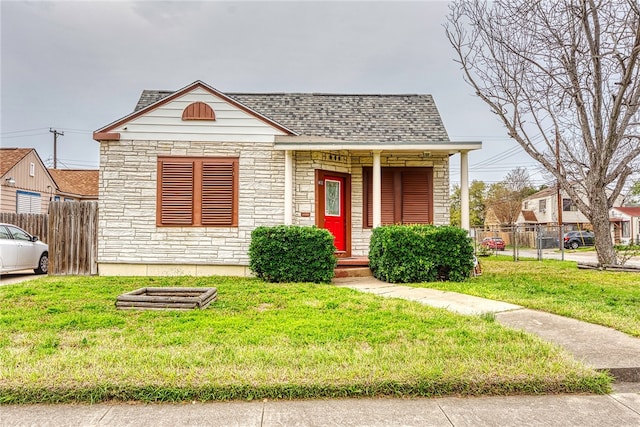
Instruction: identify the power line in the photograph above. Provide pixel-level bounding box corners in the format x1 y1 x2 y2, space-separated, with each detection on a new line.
0 127 50 135
1 131 50 139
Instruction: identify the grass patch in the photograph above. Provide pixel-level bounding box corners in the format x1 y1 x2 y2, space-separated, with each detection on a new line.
416 257 640 337
0 275 610 403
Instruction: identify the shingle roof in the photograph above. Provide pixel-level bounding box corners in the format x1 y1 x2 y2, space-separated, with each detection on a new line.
48 169 99 197
0 147 33 176
524 187 556 201
521 210 538 222
134 90 450 142
612 206 640 217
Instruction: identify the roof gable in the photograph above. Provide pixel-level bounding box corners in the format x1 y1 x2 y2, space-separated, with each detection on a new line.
524 187 556 201
94 80 296 140
0 147 33 176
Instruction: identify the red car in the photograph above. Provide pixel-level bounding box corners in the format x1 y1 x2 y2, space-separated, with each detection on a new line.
481 237 506 251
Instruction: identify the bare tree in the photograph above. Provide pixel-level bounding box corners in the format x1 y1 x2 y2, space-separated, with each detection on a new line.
446 0 640 265
485 168 536 225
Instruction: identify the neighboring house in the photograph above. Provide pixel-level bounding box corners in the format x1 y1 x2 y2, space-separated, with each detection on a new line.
93 80 481 276
48 169 99 201
609 207 640 245
517 186 591 230
0 148 58 214
483 207 501 230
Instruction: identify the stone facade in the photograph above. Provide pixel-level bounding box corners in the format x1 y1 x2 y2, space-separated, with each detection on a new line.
99 140 450 274
98 139 286 273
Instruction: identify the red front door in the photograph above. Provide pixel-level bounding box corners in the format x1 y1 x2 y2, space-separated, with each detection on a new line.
323 176 346 251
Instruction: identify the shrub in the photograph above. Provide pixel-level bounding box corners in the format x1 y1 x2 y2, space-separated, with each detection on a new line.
614 243 640 265
249 225 337 283
369 225 474 283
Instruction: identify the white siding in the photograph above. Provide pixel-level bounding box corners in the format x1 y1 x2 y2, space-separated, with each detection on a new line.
111 88 287 142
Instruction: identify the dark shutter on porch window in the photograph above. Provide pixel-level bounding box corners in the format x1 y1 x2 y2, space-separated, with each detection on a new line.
363 167 433 227
401 169 432 224
365 169 396 227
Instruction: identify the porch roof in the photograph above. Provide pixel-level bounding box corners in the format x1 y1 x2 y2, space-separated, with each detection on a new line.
273 136 481 153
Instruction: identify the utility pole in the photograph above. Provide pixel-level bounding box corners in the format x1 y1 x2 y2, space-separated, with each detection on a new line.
49 128 64 169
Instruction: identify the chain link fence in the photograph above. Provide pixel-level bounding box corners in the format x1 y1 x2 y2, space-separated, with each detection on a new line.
471 225 574 261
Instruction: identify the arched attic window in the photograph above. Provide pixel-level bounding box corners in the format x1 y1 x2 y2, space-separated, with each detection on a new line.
182 102 216 121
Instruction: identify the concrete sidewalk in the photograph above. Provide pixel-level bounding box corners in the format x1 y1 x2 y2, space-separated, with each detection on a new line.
2 389 640 426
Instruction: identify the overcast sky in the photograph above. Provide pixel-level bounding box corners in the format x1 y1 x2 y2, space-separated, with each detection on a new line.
1 0 546 186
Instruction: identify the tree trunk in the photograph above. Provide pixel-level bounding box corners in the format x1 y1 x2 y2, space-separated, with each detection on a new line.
589 188 617 265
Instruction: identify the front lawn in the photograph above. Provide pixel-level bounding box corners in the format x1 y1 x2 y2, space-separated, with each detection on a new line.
0 275 609 403
418 257 640 337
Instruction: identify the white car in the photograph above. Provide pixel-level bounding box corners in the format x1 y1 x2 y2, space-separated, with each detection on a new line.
0 223 49 274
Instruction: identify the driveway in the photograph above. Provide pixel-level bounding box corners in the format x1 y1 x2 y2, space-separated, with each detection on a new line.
0 270 41 286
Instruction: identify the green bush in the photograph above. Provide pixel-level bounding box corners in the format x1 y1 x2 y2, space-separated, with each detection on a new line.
369 225 474 283
249 225 337 283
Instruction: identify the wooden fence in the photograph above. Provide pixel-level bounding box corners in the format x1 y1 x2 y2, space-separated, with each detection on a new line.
48 201 99 275
0 213 49 244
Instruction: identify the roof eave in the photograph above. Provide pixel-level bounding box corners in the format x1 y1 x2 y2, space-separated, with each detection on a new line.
273 137 481 152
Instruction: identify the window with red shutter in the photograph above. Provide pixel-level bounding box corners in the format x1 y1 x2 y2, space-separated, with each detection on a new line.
363 167 433 227
157 157 238 227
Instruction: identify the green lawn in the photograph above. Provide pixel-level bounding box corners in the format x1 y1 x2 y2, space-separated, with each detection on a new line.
0 274 609 403
416 257 640 337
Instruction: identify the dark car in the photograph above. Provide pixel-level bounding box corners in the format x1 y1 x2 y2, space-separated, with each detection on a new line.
563 230 595 249
481 237 506 251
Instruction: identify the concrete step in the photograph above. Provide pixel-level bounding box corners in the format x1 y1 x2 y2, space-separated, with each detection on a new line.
333 266 372 278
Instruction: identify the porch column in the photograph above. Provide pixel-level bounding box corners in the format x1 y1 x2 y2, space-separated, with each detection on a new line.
460 150 470 231
284 150 293 225
373 150 382 228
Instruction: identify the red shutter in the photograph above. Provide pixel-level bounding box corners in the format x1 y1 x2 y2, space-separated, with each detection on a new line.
202 161 235 226
182 102 216 120
364 167 433 227
381 170 396 225
401 169 432 224
160 161 194 225
364 168 401 226
366 169 373 228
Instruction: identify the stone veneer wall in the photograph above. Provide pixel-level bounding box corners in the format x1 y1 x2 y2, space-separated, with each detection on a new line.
99 142 450 274
98 140 286 273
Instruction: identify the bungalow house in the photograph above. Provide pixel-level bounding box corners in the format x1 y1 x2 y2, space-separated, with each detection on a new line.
93 80 481 276
609 206 640 245
0 148 58 214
